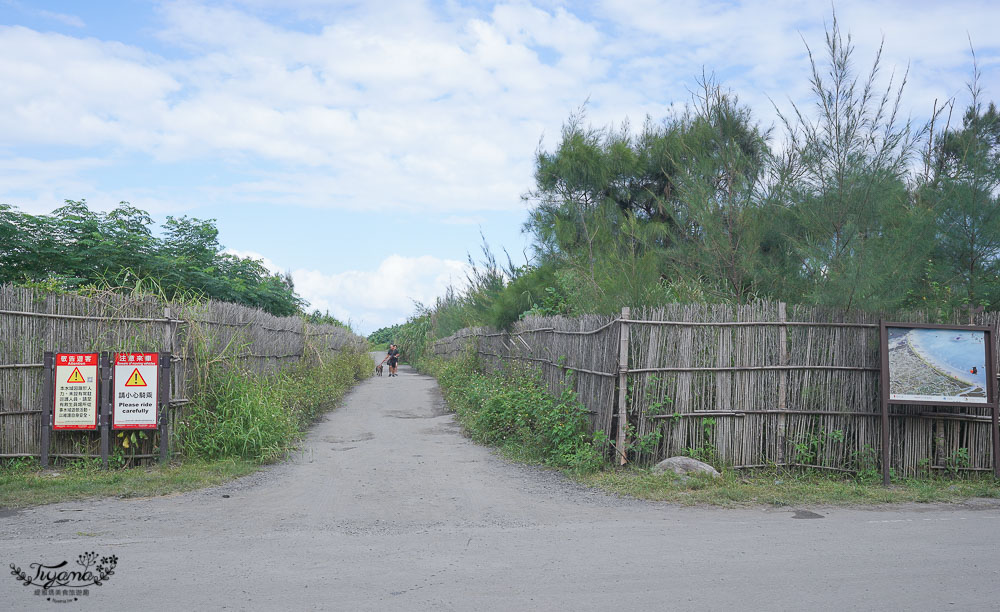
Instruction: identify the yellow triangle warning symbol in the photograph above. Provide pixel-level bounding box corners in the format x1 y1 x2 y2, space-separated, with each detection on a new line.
66 367 86 383
125 368 147 387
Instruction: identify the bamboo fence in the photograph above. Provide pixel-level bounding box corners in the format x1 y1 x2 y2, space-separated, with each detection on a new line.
0 284 365 464
430 301 996 476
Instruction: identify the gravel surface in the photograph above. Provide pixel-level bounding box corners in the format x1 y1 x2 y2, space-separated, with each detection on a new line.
3 357 1000 610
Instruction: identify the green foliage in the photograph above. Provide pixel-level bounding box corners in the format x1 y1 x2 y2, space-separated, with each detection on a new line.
111 430 150 469
368 323 404 345
523 78 776 313
491 264 568 328
622 423 662 459
945 447 972 476
302 309 350 328
912 63 1000 310
394 309 432 363
178 348 370 463
792 429 845 465
0 199 304 316
423 355 607 474
774 16 930 311
683 417 719 464
642 375 674 417
849 444 881 482
509 15 1000 318
179 365 297 462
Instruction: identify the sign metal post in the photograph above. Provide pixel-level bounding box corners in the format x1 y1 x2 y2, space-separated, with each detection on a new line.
40 352 53 468
100 352 111 470
159 352 172 464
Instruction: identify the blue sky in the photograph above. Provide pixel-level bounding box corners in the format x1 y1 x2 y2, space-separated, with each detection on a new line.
2 1 999 334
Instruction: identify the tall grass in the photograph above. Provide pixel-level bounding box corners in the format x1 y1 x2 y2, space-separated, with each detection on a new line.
179 348 371 462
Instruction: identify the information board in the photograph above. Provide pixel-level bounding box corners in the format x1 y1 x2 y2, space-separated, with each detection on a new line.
53 353 99 430
879 321 1000 483
885 325 992 405
113 352 159 429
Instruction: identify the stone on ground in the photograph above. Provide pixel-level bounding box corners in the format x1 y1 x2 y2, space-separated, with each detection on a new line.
652 456 721 478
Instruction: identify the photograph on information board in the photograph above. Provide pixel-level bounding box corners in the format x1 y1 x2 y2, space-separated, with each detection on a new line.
887 327 988 403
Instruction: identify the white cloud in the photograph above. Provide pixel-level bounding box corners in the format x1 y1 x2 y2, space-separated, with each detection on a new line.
292 254 469 333
0 1 640 215
0 26 178 148
217 250 470 333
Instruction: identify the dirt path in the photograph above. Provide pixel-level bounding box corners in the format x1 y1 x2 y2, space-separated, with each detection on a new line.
3 358 1000 610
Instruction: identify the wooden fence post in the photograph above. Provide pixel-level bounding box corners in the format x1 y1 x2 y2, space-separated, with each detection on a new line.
777 302 788 465
159 351 171 464
616 307 630 465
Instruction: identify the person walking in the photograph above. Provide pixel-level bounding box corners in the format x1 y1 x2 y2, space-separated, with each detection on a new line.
385 344 400 377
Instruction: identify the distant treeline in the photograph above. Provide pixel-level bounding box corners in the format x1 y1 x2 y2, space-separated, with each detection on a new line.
367 323 403 345
0 198 342 321
382 17 1000 362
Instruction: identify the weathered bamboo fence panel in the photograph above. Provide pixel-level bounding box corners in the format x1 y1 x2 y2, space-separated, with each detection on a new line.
430 301 994 476
0 284 365 463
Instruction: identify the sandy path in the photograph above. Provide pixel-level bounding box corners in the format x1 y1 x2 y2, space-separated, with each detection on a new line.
3 357 1000 610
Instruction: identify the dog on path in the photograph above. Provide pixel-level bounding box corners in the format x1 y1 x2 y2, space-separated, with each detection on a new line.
375 363 383 376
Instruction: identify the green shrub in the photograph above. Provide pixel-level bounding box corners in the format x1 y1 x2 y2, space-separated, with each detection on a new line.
423 355 607 474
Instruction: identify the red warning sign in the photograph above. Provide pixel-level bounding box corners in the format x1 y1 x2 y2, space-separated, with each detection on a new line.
113 353 159 429
53 353 98 430
124 368 147 387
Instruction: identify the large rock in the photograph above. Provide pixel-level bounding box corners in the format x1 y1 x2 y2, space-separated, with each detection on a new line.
652 456 720 479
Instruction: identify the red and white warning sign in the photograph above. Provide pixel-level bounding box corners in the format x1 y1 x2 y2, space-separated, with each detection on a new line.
53 353 98 430
113 352 159 429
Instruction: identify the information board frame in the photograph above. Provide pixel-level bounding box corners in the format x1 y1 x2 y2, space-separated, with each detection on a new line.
52 352 100 431
879 321 1000 483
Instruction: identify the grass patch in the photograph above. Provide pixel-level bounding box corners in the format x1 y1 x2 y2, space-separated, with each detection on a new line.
0 457 258 510
576 468 1000 507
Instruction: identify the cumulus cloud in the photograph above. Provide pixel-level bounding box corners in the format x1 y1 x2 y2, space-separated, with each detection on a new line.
220 250 468 333
2 1 996 219
292 254 469 334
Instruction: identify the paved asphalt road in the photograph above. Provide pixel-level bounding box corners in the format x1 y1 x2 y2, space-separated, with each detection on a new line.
3 357 1000 610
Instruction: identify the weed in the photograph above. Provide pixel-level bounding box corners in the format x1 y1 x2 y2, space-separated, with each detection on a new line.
682 417 718 465
792 429 844 465
0 457 38 473
945 447 971 476
849 444 881 482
